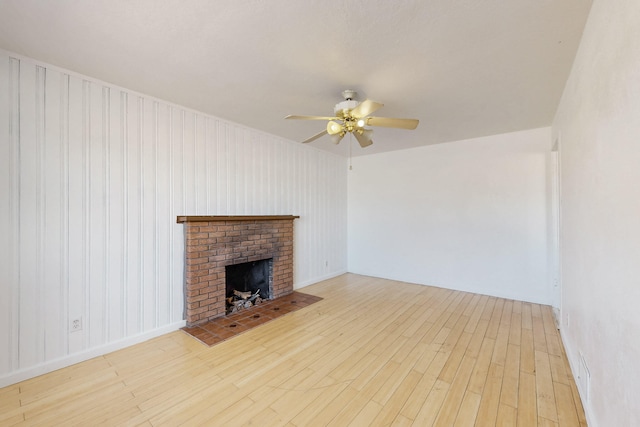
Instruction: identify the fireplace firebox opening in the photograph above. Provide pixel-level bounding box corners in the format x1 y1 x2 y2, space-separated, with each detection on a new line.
225 258 273 315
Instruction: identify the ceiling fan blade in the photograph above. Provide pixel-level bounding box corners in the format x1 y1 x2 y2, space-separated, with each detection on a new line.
354 129 374 148
285 115 338 121
366 117 419 130
350 99 384 118
301 130 328 144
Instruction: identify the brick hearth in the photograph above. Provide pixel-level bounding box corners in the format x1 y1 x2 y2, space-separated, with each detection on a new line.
177 215 299 326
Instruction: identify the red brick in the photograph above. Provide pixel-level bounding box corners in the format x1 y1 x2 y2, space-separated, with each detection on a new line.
186 232 208 239
182 217 297 326
186 257 208 266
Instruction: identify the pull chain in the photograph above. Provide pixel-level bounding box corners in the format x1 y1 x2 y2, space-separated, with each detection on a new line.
349 133 353 170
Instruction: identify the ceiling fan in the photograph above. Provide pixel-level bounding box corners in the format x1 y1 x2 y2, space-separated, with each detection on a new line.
284 90 419 148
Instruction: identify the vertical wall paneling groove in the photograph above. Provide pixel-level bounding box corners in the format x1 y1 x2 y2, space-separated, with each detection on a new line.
192 114 198 213
0 57 20 373
186 112 196 215
153 102 160 325
128 92 142 336
60 72 70 358
180 110 186 215
43 67 62 361
0 57 8 373
220 121 226 213
166 106 174 324
102 86 110 343
142 97 155 330
11 57 20 372
19 61 38 369
208 119 216 212
204 118 210 212
137 96 145 332
168 107 174 322
89 81 105 347
120 92 129 337
197 115 207 214
182 111 191 215
0 57 7 374
155 102 162 326
66 72 83 354
35 66 46 364
170 107 183 322
0 50 348 385
81 80 90 350
106 87 121 342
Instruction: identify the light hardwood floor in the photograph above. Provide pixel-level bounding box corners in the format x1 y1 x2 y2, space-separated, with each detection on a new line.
0 274 586 426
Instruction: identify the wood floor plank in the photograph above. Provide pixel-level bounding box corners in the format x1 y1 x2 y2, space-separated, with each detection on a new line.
467 337 495 395
0 274 586 427
438 330 472 384
554 381 581 427
518 371 538 426
546 332 563 357
399 371 441 420
569 379 588 425
535 350 559 423
433 354 477 427
453 391 481 427
496 403 518 427
522 303 533 330
532 307 549 353
325 386 373 426
465 318 490 358
485 298 505 340
391 414 415 426
509 303 523 345
349 400 384 426
475 362 504 426
500 343 521 409
549 353 571 386
412 379 451 427
288 380 351 426
521 328 536 375
371 369 423 426
464 295 489 334
491 300 513 367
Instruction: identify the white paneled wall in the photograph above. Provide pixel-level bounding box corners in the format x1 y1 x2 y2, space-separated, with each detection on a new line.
0 51 347 386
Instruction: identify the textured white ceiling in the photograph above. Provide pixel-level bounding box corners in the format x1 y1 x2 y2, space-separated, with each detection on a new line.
0 0 592 156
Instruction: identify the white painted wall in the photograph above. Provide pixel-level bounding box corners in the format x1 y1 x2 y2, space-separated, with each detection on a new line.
0 51 347 386
348 128 553 304
552 0 640 425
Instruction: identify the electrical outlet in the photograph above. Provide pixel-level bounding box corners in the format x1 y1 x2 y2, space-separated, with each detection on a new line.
70 317 82 332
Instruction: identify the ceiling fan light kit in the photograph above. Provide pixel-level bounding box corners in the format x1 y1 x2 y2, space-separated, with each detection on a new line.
327 120 344 136
330 134 344 145
285 90 419 148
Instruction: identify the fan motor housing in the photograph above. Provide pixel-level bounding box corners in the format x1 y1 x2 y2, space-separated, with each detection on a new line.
334 100 358 117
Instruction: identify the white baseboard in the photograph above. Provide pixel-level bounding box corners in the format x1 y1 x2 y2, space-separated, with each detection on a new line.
0 320 186 388
558 328 598 427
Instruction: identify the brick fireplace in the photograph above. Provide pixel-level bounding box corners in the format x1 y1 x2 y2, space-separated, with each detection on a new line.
177 215 299 326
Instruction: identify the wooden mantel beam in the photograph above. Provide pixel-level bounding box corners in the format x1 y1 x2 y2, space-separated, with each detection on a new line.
177 215 300 223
